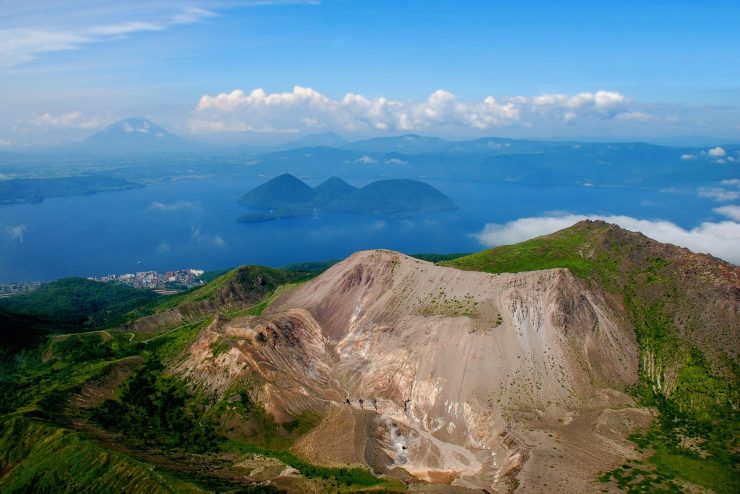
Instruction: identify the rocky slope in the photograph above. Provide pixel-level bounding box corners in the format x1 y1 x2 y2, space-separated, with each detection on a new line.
179 249 647 492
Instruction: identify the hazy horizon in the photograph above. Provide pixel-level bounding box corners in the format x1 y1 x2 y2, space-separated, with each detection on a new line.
2 1 739 149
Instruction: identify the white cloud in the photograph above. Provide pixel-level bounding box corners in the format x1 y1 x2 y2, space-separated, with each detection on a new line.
123 120 152 133
1 224 28 243
190 226 225 247
356 155 377 164
191 86 637 134
708 146 726 157
528 90 625 110
0 6 215 68
615 111 651 121
157 242 171 253
714 205 740 221
0 139 11 148
681 154 696 160
698 187 740 202
474 214 740 265
386 158 407 165
149 200 199 212
721 179 740 187
30 111 106 129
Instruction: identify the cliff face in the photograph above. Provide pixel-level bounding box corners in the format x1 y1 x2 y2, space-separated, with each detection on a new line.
179 250 643 492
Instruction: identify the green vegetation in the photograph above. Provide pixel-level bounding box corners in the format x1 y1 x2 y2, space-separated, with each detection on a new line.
0 309 48 358
0 415 206 493
417 291 479 317
90 358 220 452
226 440 391 488
445 220 740 493
279 252 470 275
197 268 231 283
282 259 340 273
0 277 158 330
443 226 599 278
124 264 308 322
239 173 315 209
0 175 142 205
410 252 471 263
0 331 139 416
0 269 390 493
239 173 457 220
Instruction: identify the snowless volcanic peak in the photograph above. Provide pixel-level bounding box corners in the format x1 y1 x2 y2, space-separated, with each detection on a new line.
183 250 646 492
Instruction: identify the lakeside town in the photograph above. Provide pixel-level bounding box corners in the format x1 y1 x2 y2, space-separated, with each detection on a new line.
87 268 206 293
0 268 207 298
0 281 45 298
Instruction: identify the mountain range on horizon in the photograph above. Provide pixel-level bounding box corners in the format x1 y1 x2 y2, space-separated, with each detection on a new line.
6 117 739 156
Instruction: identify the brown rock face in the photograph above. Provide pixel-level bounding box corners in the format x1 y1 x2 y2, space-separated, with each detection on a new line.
180 250 643 492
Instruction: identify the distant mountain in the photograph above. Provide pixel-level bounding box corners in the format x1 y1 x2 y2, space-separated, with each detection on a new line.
0 175 142 205
237 173 456 222
78 117 210 154
279 131 347 150
325 179 456 213
342 134 454 153
239 173 315 210
312 176 357 206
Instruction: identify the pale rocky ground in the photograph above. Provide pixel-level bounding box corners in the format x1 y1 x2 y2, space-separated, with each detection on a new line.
178 250 651 492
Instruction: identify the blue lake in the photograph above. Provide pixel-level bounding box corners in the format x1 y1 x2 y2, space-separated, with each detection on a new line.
0 176 719 282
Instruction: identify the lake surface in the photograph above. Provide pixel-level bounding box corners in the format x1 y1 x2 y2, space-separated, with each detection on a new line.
0 176 718 282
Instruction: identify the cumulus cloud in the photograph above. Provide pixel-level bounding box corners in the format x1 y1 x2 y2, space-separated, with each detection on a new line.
714 205 740 221
708 146 726 157
190 86 637 134
474 214 740 265
149 200 199 212
681 154 696 160
30 111 106 129
386 158 407 165
721 179 740 186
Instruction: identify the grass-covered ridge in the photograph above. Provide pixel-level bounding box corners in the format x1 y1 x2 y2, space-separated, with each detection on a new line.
126 264 308 319
444 219 740 493
442 222 608 279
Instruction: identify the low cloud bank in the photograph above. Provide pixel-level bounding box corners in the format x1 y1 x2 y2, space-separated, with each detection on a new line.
474 213 740 265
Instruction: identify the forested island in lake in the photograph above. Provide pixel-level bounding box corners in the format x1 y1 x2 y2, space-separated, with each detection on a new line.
237 173 457 222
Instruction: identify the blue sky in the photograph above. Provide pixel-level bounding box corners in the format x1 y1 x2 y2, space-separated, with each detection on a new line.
1 0 739 146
